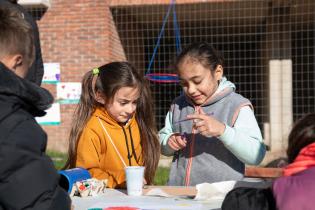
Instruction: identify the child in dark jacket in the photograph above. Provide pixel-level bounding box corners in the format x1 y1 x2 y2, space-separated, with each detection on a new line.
0 6 70 210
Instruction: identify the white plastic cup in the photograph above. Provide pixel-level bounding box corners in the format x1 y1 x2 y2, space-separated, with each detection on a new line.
125 166 145 196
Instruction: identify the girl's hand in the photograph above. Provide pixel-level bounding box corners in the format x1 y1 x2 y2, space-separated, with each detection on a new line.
143 178 147 185
167 133 187 151
187 109 225 137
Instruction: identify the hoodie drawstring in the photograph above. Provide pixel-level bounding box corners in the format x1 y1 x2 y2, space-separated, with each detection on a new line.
98 117 127 168
129 126 139 163
121 125 139 166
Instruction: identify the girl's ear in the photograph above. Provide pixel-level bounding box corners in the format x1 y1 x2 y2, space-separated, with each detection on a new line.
214 65 223 81
95 91 106 105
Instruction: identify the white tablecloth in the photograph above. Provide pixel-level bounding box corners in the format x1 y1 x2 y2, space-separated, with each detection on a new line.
72 188 223 210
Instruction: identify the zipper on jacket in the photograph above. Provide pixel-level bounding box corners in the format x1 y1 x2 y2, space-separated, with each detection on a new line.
184 106 200 186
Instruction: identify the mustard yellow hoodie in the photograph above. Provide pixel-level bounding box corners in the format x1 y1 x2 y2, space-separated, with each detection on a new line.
76 107 143 188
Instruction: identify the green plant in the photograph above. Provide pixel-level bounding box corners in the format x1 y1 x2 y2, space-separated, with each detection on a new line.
47 150 67 170
153 166 170 186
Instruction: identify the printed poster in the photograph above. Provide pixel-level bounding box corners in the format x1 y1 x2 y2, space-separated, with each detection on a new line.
35 103 61 125
57 82 81 104
42 62 60 84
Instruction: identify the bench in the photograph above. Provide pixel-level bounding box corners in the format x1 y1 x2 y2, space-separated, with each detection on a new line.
245 167 283 179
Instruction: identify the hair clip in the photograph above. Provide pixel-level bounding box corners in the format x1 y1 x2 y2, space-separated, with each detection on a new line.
92 68 100 75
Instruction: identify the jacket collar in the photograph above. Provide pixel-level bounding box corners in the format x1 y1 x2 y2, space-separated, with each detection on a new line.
0 62 53 117
92 107 136 128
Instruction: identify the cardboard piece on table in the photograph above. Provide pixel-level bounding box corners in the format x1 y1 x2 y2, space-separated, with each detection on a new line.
245 167 283 178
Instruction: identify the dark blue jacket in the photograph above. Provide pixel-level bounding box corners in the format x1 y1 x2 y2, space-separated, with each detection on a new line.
0 63 70 210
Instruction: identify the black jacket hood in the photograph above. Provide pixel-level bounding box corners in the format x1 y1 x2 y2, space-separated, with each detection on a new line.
0 62 53 120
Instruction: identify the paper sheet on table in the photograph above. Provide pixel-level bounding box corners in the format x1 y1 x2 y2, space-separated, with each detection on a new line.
145 188 172 197
87 197 203 210
194 181 236 200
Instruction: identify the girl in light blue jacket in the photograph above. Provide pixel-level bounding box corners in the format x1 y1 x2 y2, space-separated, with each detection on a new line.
159 42 266 186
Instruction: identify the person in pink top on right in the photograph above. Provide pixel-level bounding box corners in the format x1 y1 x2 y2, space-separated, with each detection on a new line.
272 113 315 210
222 113 315 210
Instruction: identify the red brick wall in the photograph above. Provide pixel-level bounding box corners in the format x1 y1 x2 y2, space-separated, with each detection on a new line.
38 0 126 152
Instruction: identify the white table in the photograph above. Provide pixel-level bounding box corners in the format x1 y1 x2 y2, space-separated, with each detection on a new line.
72 186 223 210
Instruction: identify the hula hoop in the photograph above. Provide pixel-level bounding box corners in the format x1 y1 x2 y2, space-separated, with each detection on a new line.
146 73 179 83
145 0 181 84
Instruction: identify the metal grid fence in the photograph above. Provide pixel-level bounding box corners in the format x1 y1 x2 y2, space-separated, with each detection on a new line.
110 0 315 141
25 1 314 153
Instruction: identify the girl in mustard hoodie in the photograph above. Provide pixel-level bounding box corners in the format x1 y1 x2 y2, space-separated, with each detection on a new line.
64 62 160 188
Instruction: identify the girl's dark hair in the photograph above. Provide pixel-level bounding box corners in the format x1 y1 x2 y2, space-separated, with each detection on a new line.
64 62 160 184
287 113 315 163
175 42 224 73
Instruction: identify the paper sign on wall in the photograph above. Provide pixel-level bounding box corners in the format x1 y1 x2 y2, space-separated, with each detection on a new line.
35 103 61 125
57 82 82 104
42 63 60 84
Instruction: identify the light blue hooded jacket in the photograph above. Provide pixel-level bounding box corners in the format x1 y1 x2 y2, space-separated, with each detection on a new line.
159 77 265 186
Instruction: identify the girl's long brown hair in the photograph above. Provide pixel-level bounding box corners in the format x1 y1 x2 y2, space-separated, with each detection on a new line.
64 62 160 184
